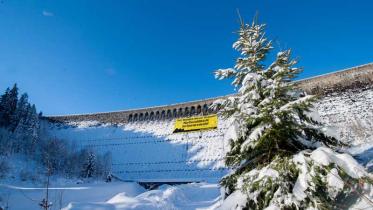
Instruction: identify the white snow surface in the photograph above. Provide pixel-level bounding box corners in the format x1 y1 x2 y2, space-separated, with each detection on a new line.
326 168 344 198
0 181 146 210
292 147 371 204
217 190 247 210
311 147 368 179
61 182 221 210
2 178 372 210
44 118 231 182
292 152 308 201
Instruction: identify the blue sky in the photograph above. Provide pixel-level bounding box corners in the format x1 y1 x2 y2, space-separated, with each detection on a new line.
1 0 373 115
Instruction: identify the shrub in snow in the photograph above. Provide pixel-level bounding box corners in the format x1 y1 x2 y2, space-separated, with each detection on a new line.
39 137 69 175
214 16 372 209
19 169 38 182
80 149 97 178
0 158 10 178
0 128 12 156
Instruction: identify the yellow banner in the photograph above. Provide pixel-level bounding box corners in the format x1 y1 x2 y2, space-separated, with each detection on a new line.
173 115 218 133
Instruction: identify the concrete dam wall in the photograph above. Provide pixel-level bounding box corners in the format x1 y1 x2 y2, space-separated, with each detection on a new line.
44 63 373 182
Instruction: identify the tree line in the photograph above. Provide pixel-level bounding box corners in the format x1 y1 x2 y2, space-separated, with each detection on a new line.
0 84 111 180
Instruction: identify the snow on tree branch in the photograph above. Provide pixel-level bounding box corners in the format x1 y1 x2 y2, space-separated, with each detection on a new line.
214 15 372 209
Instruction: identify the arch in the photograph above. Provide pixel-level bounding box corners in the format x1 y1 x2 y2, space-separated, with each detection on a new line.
209 103 216 113
197 105 202 114
184 107 190 116
139 113 144 121
155 111 160 120
133 113 138 121
128 114 133 122
166 110 172 119
161 110 166 119
190 106 196 115
203 104 208 114
173 109 177 118
150 112 155 120
144 112 149 120
178 108 183 117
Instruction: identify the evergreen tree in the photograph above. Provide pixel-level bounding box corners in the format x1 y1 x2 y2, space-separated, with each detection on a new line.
28 104 40 146
0 88 10 127
10 93 29 131
0 84 18 128
214 17 372 209
81 150 96 178
13 100 40 154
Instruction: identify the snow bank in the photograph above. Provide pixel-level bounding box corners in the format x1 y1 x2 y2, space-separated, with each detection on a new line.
63 183 221 210
0 181 145 210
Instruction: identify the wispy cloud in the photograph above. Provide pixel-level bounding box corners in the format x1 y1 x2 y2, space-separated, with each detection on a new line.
42 10 54 17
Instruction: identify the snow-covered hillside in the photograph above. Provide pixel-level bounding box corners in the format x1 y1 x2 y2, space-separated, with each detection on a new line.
44 118 231 182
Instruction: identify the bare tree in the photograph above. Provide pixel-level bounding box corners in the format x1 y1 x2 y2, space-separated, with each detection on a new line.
39 156 52 210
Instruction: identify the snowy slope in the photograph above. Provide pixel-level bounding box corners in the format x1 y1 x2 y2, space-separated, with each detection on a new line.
45 119 231 182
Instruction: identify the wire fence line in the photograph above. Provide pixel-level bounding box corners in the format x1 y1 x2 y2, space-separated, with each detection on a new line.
112 158 226 166
66 130 228 142
72 133 226 149
115 167 230 174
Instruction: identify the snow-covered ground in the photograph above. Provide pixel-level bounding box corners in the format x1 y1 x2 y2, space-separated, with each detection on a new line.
0 162 223 210
63 182 221 210
2 179 372 210
0 180 146 210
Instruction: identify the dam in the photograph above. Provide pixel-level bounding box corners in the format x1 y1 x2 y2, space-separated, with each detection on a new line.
44 63 373 182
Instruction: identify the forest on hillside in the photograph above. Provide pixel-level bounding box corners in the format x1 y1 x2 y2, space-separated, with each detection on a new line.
0 84 112 181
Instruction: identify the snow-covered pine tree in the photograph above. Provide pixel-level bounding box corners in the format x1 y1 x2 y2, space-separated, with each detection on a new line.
0 84 18 128
81 150 96 178
13 102 40 154
27 104 40 149
214 17 372 209
0 88 10 126
10 93 29 131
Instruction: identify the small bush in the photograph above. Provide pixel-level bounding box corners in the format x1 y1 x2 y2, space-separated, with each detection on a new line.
0 158 10 178
19 169 38 182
